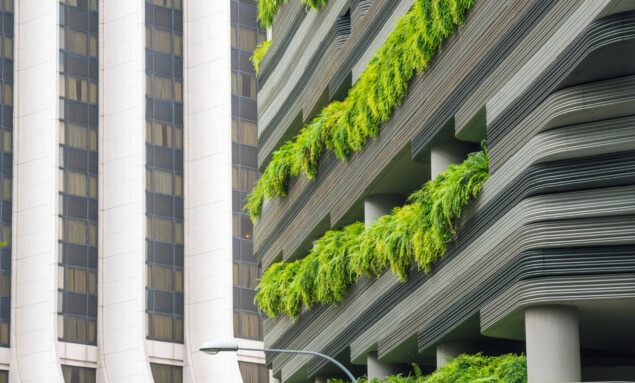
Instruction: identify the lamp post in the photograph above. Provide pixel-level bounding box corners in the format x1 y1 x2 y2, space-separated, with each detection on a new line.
200 341 358 383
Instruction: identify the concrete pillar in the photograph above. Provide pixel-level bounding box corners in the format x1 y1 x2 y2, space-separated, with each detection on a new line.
367 351 399 380
436 341 476 368
430 141 474 178
364 194 405 228
525 305 581 383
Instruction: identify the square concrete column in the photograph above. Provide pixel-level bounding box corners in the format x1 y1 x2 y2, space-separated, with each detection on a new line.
525 305 581 383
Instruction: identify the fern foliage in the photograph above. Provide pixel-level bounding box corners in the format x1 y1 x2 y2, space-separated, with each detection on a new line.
328 354 527 383
255 147 488 319
248 0 476 221
258 0 330 28
251 40 272 74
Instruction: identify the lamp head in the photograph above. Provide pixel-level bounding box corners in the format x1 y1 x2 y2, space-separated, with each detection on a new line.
200 341 239 355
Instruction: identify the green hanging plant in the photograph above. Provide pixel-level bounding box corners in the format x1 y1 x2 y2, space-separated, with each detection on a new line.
328 353 527 383
255 146 488 319
248 0 476 222
258 0 330 28
251 40 272 75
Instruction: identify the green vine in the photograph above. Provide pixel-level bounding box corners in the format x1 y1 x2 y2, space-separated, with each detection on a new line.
255 147 488 319
251 40 272 75
258 0 330 28
329 354 527 383
248 0 476 222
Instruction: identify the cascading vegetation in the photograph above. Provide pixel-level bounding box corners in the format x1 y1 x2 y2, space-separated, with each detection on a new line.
255 147 488 319
258 0 330 28
251 40 272 74
328 354 527 383
248 0 476 222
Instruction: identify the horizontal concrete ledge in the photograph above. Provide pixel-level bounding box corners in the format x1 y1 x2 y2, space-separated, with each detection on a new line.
481 273 635 336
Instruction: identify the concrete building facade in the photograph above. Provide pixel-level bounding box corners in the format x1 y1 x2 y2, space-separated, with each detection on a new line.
255 0 635 382
0 0 268 381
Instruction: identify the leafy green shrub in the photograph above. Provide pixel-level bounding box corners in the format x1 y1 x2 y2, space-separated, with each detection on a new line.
258 0 330 28
252 40 272 74
248 0 476 221
328 354 527 383
255 147 488 319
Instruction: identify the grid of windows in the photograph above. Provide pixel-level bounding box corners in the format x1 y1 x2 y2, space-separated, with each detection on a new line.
145 0 184 343
0 0 12 349
239 361 270 383
231 0 266 340
58 0 98 345
62 365 96 383
150 363 183 383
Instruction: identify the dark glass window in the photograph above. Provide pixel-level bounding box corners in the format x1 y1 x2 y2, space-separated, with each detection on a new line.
230 0 266 341
61 365 96 383
239 361 270 383
0 0 12 349
145 0 184 344
150 363 183 383
59 0 98 346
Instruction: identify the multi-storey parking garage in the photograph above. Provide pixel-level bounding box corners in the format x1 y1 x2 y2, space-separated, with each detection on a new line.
254 1 635 382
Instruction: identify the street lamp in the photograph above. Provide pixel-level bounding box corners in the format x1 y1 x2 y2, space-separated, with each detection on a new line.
200 341 358 383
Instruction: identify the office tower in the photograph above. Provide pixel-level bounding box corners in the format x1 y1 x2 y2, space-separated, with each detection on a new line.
1 0 268 381
254 0 635 382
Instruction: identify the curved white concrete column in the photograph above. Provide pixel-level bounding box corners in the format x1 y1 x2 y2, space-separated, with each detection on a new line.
99 0 154 381
430 141 474 179
364 195 405 228
182 0 242 381
436 341 476 368
525 305 580 383
10 0 64 380
367 351 399 381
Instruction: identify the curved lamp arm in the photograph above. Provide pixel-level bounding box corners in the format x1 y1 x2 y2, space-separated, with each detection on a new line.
240 347 358 383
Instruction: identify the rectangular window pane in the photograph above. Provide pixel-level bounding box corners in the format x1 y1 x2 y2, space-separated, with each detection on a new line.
174 127 183 149
2 130 11 153
174 34 182 56
67 124 87 149
3 83 11 106
66 219 87 244
4 37 12 59
67 171 87 196
174 174 182 196
153 123 172 147
153 217 173 243
174 222 183 244
153 170 173 195
68 30 88 55
151 363 183 383
240 121 257 146
152 265 173 290
152 28 172 54
238 27 256 51
152 314 173 340
153 76 173 100
65 267 87 293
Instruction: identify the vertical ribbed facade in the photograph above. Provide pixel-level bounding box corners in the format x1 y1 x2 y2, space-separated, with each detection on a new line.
58 0 99 346
255 1 635 382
